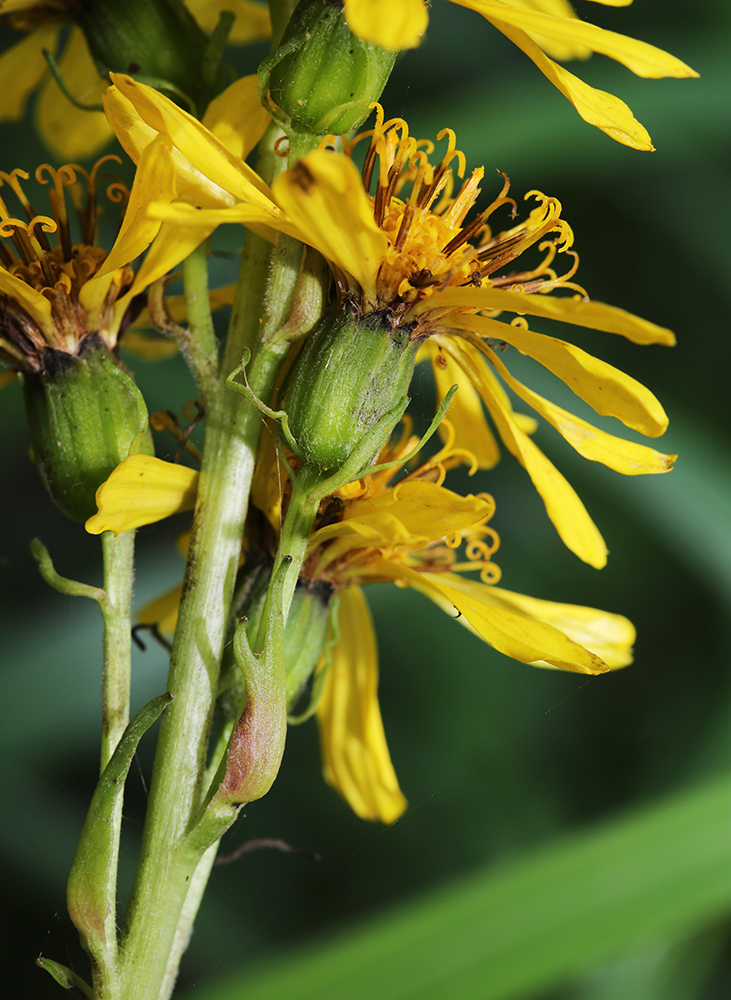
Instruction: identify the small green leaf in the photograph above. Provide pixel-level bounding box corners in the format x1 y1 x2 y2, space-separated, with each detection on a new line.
66 693 173 973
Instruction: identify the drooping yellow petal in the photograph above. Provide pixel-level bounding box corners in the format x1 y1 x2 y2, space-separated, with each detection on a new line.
102 81 158 166
422 339 500 469
85 455 199 536
0 369 17 389
484 344 676 475
420 571 634 669
482 343 676 473
137 583 183 637
448 578 636 669
489 19 654 149
344 0 428 50
35 28 112 160
0 24 58 122
0 265 55 340
418 283 675 346
201 74 271 160
96 132 176 279
108 74 273 207
442 339 607 567
273 151 389 303
373 562 608 673
110 218 218 333
456 0 698 78
316 586 407 823
188 0 271 42
452 313 669 437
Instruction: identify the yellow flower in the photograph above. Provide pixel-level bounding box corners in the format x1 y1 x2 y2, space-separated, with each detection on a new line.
0 156 142 372
304 429 636 822
100 81 675 568
343 0 697 149
96 431 636 823
0 0 270 159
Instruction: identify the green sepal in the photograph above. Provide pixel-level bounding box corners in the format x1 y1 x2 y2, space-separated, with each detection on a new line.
66 693 173 973
260 0 397 136
21 340 154 522
283 302 420 473
35 956 93 997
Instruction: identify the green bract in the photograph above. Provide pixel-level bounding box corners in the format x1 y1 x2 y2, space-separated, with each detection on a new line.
261 0 396 135
283 303 420 473
22 341 154 522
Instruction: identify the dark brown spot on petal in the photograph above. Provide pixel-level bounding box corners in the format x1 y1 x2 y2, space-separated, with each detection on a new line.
290 162 315 193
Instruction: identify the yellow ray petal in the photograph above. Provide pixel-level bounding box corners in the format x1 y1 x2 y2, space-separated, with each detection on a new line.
96 132 176 279
425 571 634 669
137 583 183 637
483 343 676 475
502 0 592 61
273 151 389 303
0 265 55 340
201 74 271 160
109 74 273 207
188 0 271 42
422 339 500 469
457 0 698 78
418 284 675 346
375 562 608 673
0 369 18 389
85 455 199 536
102 82 158 165
146 199 300 247
344 0 428 50
443 339 607 567
489 19 654 149
452 313 669 436
0 24 58 122
311 482 492 556
34 28 112 160
316 586 407 823
110 218 218 333
454 579 636 669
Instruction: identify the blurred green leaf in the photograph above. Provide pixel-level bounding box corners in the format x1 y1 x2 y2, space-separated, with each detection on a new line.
196 773 731 1000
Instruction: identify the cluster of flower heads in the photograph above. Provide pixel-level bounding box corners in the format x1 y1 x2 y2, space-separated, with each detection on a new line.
0 1 691 825
98 77 675 563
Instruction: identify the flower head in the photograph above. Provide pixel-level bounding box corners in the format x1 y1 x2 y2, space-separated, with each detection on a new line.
103 80 675 566
343 0 697 149
0 156 138 373
89 427 636 823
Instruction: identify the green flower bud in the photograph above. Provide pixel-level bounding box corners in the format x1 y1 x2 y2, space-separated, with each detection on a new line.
22 340 154 522
262 0 397 135
284 303 419 473
75 0 220 109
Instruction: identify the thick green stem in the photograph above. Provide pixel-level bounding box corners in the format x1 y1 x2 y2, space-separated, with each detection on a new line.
116 123 309 999
100 529 136 772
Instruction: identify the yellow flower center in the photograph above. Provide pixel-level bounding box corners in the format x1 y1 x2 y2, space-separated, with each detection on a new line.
0 157 133 360
324 105 586 317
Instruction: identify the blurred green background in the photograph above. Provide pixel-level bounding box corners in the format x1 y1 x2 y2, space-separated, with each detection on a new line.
1 1 730 997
